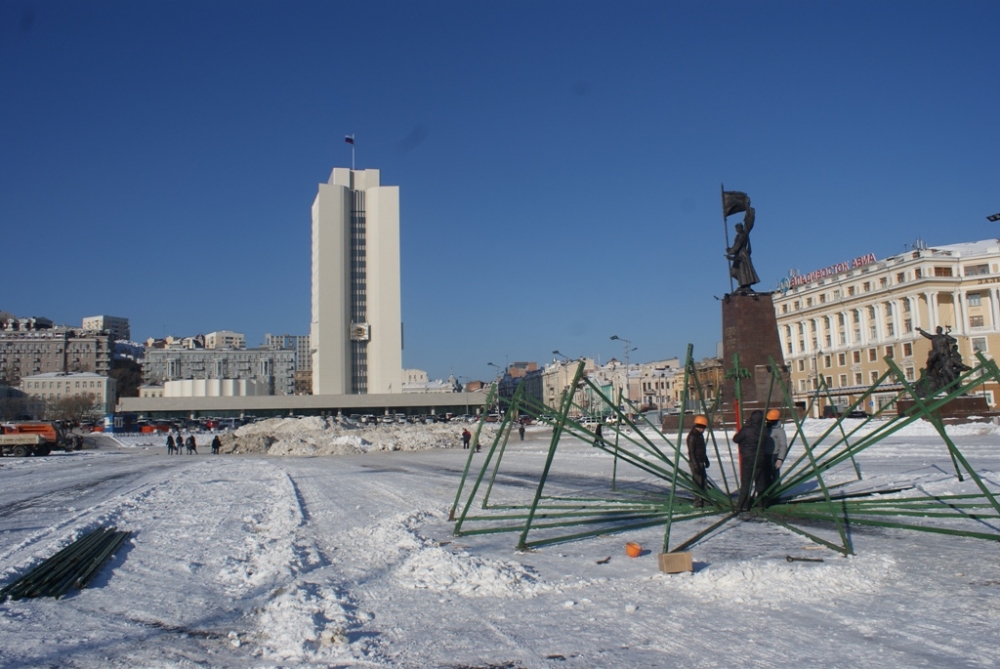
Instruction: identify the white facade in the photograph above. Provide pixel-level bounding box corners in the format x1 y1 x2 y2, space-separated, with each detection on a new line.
774 239 1000 413
20 372 117 414
82 315 130 341
311 168 402 395
205 331 246 350
164 378 267 398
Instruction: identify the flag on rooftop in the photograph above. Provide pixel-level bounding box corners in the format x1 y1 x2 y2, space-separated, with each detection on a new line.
345 135 355 145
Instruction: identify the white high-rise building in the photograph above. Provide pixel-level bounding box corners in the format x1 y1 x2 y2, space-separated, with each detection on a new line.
311 168 402 395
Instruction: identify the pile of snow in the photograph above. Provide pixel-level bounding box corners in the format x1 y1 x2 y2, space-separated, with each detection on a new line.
664 552 896 606
219 417 496 456
350 510 553 598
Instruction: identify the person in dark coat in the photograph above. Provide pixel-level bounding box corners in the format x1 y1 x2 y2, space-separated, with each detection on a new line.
211 435 221 454
734 410 769 513
166 434 176 455
186 434 197 454
518 423 526 441
686 415 710 507
462 428 471 450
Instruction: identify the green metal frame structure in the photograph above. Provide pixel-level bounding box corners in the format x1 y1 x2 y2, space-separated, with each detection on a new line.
451 347 1000 556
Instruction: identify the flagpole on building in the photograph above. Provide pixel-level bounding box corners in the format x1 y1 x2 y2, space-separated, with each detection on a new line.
721 183 734 294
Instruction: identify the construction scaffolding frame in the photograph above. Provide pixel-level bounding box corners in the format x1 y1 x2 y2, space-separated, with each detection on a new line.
451 347 1000 557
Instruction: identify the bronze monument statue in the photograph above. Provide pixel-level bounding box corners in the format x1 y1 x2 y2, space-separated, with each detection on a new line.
915 325 971 396
721 189 760 293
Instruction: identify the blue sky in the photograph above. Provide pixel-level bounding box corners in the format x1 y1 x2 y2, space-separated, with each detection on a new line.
2 1 999 383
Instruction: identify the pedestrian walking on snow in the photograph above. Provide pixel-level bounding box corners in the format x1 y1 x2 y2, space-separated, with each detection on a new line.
166 434 176 455
186 434 197 455
211 435 221 454
462 428 472 450
518 424 525 441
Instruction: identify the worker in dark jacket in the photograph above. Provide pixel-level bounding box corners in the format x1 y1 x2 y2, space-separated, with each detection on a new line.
734 410 769 514
686 415 710 507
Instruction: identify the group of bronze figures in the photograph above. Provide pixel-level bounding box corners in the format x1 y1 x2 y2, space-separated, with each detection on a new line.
915 326 972 396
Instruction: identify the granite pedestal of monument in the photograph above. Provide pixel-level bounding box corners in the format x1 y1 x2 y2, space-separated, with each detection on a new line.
720 292 789 422
896 395 997 424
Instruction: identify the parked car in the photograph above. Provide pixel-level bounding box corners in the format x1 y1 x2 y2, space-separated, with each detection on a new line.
845 410 870 419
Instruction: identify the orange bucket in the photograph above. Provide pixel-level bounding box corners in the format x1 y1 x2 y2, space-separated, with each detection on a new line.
625 542 642 558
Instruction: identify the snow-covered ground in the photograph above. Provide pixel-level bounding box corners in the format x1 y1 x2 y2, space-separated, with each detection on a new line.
1 418 999 668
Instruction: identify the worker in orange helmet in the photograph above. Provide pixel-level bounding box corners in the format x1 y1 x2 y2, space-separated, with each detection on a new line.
763 408 789 491
686 415 711 508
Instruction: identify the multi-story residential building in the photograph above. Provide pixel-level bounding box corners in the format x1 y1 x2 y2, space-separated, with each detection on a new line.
204 331 246 350
541 358 597 414
774 239 1000 415
311 168 403 395
264 334 311 371
0 319 114 385
82 315 130 341
20 371 117 414
142 347 296 396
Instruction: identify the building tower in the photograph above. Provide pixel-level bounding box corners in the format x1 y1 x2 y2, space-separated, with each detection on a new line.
311 168 402 395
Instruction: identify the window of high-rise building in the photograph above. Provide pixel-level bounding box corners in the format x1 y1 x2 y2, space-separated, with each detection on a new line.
870 371 879 384
973 337 987 353
934 266 952 277
903 343 913 356
798 359 805 371
970 315 984 328
897 272 906 283
915 268 922 278
853 351 861 364
885 346 894 359
855 372 863 385
968 292 982 307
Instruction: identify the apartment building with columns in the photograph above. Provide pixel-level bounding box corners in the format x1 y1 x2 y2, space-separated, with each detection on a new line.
773 239 1000 415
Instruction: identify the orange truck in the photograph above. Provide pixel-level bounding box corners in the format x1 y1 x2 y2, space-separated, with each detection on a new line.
0 422 77 457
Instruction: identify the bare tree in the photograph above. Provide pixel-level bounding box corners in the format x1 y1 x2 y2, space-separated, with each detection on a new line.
47 394 100 424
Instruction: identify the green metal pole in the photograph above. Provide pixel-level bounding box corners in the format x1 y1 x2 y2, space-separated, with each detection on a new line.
662 344 693 552
449 383 497 520
516 360 587 551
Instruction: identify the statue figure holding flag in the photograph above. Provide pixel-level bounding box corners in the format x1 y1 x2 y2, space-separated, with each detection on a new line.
722 189 760 293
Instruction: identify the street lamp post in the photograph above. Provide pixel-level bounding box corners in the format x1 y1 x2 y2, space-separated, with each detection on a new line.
487 362 503 417
610 335 637 410
457 376 471 416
